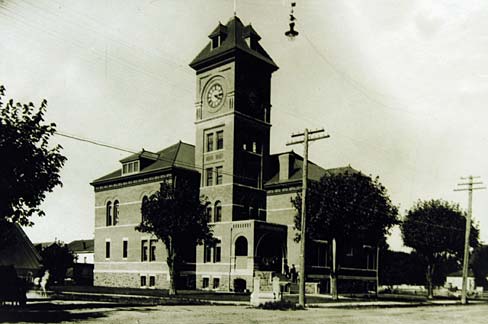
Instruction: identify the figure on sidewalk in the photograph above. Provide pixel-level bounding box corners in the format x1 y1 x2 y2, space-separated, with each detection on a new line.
290 264 297 283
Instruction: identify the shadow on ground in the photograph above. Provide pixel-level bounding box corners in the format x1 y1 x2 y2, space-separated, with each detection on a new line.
0 302 153 323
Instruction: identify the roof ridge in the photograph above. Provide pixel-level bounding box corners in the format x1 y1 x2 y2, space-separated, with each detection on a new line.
172 140 182 166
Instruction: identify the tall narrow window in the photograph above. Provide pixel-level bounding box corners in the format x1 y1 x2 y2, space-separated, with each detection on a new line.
216 166 223 185
113 200 119 225
141 240 148 261
216 131 224 150
142 196 148 221
105 241 111 259
214 201 222 222
140 276 147 287
122 240 128 259
206 168 213 186
206 133 214 152
106 202 112 226
202 277 209 288
213 277 220 289
150 240 157 261
213 241 221 263
206 207 212 222
149 276 156 287
204 244 212 263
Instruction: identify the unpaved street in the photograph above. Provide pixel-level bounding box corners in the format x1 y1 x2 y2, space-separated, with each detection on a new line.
58 304 488 324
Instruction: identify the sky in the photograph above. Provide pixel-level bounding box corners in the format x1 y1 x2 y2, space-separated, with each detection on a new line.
1 0 487 250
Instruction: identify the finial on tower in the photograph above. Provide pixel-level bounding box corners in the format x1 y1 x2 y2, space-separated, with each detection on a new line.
233 0 237 16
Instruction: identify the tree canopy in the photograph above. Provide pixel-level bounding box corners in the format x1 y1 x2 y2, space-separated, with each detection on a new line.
0 85 66 226
401 199 479 298
471 245 488 288
292 171 398 246
39 242 76 284
136 175 213 295
292 171 398 299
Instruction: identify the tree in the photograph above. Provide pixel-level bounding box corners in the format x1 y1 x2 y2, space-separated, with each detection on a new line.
471 245 488 288
136 176 213 295
39 242 76 284
0 85 66 226
292 171 398 299
401 199 479 299
380 250 425 287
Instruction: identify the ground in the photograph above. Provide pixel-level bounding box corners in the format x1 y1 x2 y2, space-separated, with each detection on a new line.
1 302 487 324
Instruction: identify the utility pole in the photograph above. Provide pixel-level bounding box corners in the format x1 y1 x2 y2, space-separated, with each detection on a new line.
454 176 485 305
287 128 329 307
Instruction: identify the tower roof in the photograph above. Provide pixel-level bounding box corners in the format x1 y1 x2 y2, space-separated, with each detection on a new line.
190 16 278 72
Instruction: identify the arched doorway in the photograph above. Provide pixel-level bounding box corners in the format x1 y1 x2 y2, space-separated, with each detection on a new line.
255 233 285 272
234 236 248 269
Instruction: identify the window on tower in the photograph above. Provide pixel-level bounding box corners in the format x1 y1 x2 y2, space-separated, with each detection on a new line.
216 131 224 150
216 166 223 185
205 168 213 186
206 133 214 152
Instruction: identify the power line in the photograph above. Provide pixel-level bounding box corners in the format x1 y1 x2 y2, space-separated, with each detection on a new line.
56 130 476 235
54 131 256 183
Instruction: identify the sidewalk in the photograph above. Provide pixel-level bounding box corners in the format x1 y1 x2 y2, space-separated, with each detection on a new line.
26 289 487 308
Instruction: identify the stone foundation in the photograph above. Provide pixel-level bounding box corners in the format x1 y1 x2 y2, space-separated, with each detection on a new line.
94 272 170 289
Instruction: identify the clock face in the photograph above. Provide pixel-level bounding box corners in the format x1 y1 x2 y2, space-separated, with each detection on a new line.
206 83 224 109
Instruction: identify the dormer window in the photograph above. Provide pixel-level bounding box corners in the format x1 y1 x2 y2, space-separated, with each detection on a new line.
122 160 139 175
209 23 227 50
212 36 220 49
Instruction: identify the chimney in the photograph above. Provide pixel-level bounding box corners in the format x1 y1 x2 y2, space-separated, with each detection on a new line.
278 153 294 181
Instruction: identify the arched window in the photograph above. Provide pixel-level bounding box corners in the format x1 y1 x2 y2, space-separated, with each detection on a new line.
235 236 248 256
113 200 119 225
206 206 212 223
141 196 148 221
106 202 112 226
214 201 222 222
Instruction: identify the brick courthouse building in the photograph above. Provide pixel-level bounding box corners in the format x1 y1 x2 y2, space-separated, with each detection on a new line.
91 16 377 292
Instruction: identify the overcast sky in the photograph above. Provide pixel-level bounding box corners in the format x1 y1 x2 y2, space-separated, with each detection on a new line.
1 0 487 250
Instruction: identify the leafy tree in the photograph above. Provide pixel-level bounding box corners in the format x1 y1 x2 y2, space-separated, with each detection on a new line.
380 250 425 287
401 199 479 299
471 245 488 288
136 176 213 295
292 171 398 299
0 85 66 226
39 242 76 284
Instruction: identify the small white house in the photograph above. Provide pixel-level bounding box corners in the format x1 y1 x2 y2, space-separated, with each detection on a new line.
68 239 94 264
445 271 476 292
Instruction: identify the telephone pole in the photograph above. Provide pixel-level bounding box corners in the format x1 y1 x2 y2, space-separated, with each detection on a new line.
287 128 329 307
454 175 485 305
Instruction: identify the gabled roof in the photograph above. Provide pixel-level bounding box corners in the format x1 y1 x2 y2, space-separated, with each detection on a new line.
91 141 196 186
0 222 42 272
265 151 359 188
190 16 278 71
68 239 94 253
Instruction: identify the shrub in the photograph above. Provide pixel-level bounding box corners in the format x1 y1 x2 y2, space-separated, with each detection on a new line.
257 300 304 310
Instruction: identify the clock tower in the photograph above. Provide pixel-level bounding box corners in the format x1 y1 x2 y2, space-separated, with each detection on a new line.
190 16 278 223
190 16 281 290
